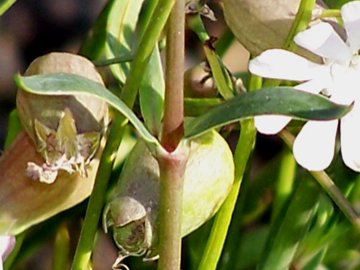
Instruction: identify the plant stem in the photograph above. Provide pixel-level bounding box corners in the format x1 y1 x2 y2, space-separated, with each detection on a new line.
283 0 316 50
157 0 186 269
71 1 175 268
197 75 261 270
198 119 256 270
318 9 341 19
160 0 185 151
71 127 125 270
280 130 360 231
121 0 176 107
157 148 188 270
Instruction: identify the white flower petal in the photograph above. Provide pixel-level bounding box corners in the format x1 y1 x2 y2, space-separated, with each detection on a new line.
255 115 291 134
293 120 338 171
341 1 360 52
294 22 352 62
340 102 360 171
295 75 331 94
330 82 358 106
249 49 324 81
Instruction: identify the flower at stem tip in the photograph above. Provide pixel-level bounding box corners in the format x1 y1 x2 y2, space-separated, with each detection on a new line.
249 1 360 172
0 235 15 270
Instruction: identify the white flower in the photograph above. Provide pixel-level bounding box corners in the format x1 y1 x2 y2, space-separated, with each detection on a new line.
0 235 15 270
248 1 360 171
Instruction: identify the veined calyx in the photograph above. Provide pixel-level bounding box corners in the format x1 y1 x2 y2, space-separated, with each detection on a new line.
16 52 109 183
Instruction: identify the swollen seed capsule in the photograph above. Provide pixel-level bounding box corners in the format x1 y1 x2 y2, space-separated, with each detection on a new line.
222 0 325 56
16 52 109 183
103 130 234 264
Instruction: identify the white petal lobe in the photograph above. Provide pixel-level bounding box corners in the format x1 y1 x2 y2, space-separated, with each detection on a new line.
294 22 352 62
255 115 291 135
293 120 338 171
249 49 323 81
295 76 330 94
341 1 360 52
340 102 360 172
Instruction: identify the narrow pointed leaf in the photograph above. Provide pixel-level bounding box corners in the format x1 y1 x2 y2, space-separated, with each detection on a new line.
80 0 117 59
139 44 164 135
105 0 144 83
14 73 159 147
184 98 222 117
188 15 236 99
258 177 319 270
185 87 351 139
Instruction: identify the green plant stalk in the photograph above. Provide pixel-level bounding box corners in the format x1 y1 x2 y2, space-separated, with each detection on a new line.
138 0 159 41
71 0 175 268
283 0 316 51
271 149 296 222
318 9 341 19
197 75 261 270
93 55 133 66
218 142 254 270
215 28 235 58
198 119 256 270
121 0 175 107
187 15 235 100
263 0 316 88
157 0 186 269
71 124 126 270
53 223 70 270
280 130 360 231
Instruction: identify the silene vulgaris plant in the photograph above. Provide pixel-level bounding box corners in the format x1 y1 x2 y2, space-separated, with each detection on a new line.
1 0 360 269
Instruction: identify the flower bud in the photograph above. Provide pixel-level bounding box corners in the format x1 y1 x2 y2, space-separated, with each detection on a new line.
16 52 109 183
103 130 234 263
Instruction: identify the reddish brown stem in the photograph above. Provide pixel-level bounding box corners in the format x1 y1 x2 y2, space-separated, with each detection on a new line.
160 0 185 151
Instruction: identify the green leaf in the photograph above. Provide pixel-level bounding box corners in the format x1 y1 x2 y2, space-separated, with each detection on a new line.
14 73 159 148
0 0 15 16
188 14 236 99
184 98 222 117
79 0 116 59
204 44 236 100
185 87 351 139
258 177 319 270
105 0 144 83
139 44 164 135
